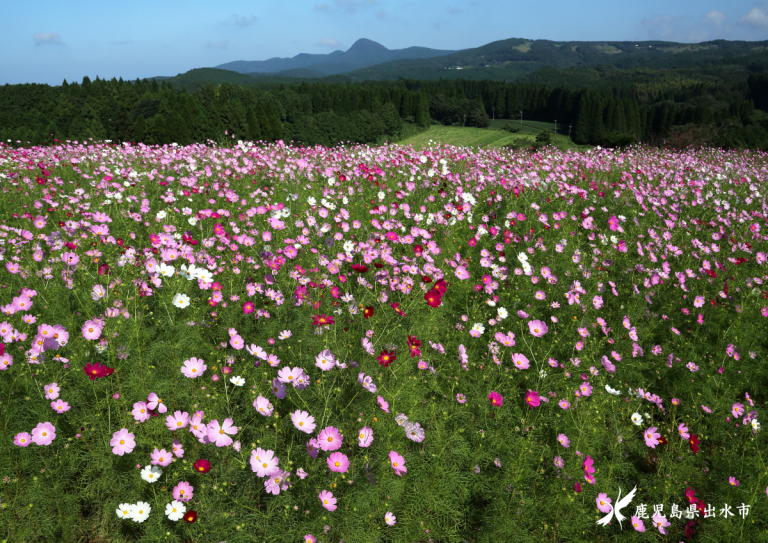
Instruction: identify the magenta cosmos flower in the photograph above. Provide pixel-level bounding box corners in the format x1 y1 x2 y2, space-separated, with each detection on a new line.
14 432 32 447
358 426 374 447
173 481 194 502
181 357 207 378
207 418 238 447
583 455 595 484
327 452 350 473
389 450 407 476
488 390 504 407
644 427 661 448
83 361 113 380
250 447 280 477
318 426 343 451
528 320 548 337
319 490 337 511
525 390 540 408
31 422 56 446
511 353 530 370
166 411 190 431
110 428 136 455
291 410 317 434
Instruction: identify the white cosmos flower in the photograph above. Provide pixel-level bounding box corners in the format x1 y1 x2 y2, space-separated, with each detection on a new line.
158 263 175 278
605 384 621 395
343 240 355 253
752 419 761 431
307 196 317 206
631 413 643 426
130 502 151 523
188 217 198 226
116 503 133 519
230 376 245 387
156 210 167 220
497 307 508 320
165 500 186 522
471 323 485 335
140 465 162 483
172 293 190 308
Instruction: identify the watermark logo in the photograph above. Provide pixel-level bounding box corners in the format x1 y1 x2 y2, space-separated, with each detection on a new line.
596 485 637 530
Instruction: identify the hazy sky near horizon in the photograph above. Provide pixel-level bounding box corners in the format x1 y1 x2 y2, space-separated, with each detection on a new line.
2 0 767 85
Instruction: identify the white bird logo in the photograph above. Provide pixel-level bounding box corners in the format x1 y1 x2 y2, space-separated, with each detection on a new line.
596 486 637 530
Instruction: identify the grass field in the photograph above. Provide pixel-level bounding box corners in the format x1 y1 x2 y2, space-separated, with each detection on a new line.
396 124 577 150
488 119 559 135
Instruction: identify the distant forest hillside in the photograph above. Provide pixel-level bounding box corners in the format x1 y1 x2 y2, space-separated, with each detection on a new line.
1 64 768 150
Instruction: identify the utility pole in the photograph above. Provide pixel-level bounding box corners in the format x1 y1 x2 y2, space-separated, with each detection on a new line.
520 111 523 127
569 124 572 139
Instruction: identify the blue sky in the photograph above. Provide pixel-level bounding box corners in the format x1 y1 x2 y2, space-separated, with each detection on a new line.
2 0 767 85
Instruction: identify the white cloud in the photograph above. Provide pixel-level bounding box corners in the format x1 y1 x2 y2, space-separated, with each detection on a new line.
704 10 726 27
316 38 342 48
34 32 64 46
206 41 230 50
230 14 258 28
738 3 768 28
641 12 737 42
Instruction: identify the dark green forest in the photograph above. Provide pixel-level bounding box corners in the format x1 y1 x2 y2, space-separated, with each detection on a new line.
2 69 768 150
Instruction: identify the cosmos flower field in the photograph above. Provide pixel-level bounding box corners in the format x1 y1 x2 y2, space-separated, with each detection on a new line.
0 137 767 542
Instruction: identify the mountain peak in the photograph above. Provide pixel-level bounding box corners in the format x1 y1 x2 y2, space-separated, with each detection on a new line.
347 38 389 53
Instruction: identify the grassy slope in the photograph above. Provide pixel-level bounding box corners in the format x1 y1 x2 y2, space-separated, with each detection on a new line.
395 124 585 150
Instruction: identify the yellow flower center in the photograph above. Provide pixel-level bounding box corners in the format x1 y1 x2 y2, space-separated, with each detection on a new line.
120 439 125 445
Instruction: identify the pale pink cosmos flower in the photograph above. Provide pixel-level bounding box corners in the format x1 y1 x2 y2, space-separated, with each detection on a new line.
327 452 350 473
528 320 548 337
51 399 71 413
181 357 207 378
250 447 280 477
110 428 135 455
631 516 646 532
644 427 661 448
651 512 671 534
132 401 151 422
291 410 317 434
732 403 745 417
579 382 593 397
389 450 407 476
318 426 343 451
31 422 56 446
377 395 390 413
693 296 705 308
455 266 470 280
729 476 740 487
315 349 336 371
207 418 238 447
557 434 570 447
358 426 374 447
147 392 167 414
14 432 31 447
596 493 612 513
253 395 274 417
44 382 60 400
511 353 530 370
265 470 290 495
172 439 184 458
319 490 337 511
559 399 571 410
150 448 173 467
166 411 190 431
678 423 690 440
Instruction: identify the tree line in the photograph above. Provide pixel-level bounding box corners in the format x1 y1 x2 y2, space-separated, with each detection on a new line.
0 71 767 150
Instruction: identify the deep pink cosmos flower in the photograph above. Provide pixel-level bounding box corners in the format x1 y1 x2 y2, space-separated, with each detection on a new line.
389 450 407 476
318 426 343 451
377 350 396 368
488 391 504 407
525 390 540 408
528 320 548 337
327 452 350 473
242 301 255 314
312 314 335 326
173 481 194 502
407 335 421 358
583 455 595 484
83 362 113 380
193 459 211 473
110 428 136 455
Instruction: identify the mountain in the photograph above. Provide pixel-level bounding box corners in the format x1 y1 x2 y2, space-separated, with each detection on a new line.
214 38 456 76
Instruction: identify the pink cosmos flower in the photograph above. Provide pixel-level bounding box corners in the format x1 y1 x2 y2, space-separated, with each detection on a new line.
732 403 745 417
81 320 103 340
51 399 71 413
358 426 374 447
181 357 207 378
14 431 32 447
385 512 397 526
511 353 530 370
579 382 593 397
44 382 60 400
389 450 407 476
319 490 337 511
631 516 646 532
315 349 336 371
557 434 570 447
528 320 548 337
327 452 350 473
166 411 190 431
488 391 504 407
110 428 136 455
596 493 612 513
306 438 320 458
291 410 317 434
173 481 194 502
583 455 595 484
678 423 690 440
455 266 470 280
172 439 185 458
272 378 287 399
525 390 540 408
147 392 167 414
132 401 151 423
554 455 564 468
693 296 705 308
559 399 571 410
651 512 671 534
377 396 390 413
207 418 238 447
729 476 740 487
265 469 290 495
250 447 280 477
318 426 343 451
644 427 661 448
253 395 274 417
151 448 173 467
